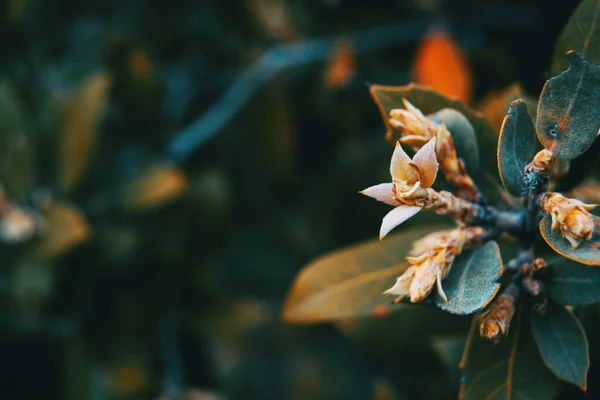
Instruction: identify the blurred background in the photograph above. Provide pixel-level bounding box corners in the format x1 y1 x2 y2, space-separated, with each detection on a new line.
0 0 586 399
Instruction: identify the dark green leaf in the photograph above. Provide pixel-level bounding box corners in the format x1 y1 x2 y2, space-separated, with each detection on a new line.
283 224 452 323
551 0 600 77
546 257 600 305
369 84 498 181
431 334 467 376
497 100 536 196
536 51 600 160
460 309 557 400
539 214 600 266
430 108 479 172
0 81 35 199
531 300 590 390
436 241 504 315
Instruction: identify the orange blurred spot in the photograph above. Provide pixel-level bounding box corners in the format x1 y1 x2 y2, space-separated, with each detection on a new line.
128 49 153 80
372 304 392 318
324 39 355 89
413 32 472 103
109 364 146 394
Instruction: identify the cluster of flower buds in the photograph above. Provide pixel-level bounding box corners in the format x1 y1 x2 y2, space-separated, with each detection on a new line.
389 100 480 202
384 226 487 303
539 192 596 249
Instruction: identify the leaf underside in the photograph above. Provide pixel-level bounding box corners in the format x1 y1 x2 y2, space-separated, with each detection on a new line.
430 108 479 172
459 308 557 400
539 214 600 266
436 241 504 315
545 257 600 305
531 300 590 390
497 99 536 196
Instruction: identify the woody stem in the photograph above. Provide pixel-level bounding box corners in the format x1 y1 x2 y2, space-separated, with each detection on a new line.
424 189 525 236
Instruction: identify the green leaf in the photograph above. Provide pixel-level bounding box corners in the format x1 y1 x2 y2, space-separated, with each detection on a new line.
539 214 600 266
497 100 536 197
436 241 503 315
545 257 600 305
460 309 557 400
536 51 600 160
430 108 479 172
282 224 452 323
0 80 35 199
551 0 600 77
431 334 467 376
531 300 590 390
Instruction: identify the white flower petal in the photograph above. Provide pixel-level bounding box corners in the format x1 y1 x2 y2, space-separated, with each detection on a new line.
360 183 398 206
384 266 417 297
390 142 419 183
379 205 423 240
411 137 438 188
402 98 425 119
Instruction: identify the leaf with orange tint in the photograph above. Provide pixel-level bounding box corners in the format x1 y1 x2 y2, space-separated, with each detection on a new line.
34 201 91 258
324 38 355 89
479 84 538 134
412 32 472 103
536 51 600 160
459 308 557 400
539 214 600 266
121 162 188 210
282 224 452 323
59 71 112 192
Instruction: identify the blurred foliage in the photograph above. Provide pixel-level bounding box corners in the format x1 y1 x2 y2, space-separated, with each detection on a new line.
0 0 592 399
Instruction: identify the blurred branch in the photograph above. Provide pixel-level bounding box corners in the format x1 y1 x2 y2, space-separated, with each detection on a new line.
165 19 429 162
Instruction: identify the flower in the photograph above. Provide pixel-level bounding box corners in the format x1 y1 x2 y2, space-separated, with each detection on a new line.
389 99 439 150
540 192 596 249
361 137 438 239
384 227 472 303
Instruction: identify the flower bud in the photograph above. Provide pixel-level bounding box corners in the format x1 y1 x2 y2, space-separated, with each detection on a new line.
540 192 596 249
479 282 519 343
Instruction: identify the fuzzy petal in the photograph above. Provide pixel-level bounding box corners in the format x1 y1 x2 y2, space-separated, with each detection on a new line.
399 135 429 148
402 98 425 119
390 142 419 183
411 137 438 188
379 205 422 240
360 183 398 206
409 262 437 302
435 270 447 302
384 266 417 297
